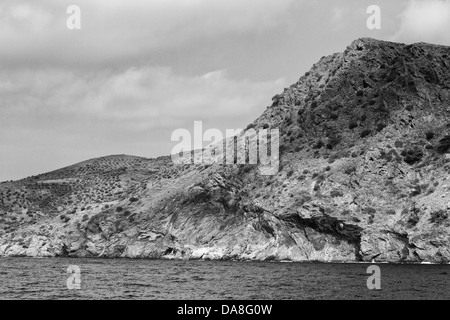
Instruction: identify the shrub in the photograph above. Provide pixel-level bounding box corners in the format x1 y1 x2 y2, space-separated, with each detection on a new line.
425 131 435 140
407 208 420 228
363 207 376 215
360 130 372 138
330 190 344 198
402 148 424 165
349 121 358 130
326 136 342 150
129 197 139 203
344 166 356 175
436 136 450 154
312 140 324 149
429 210 448 224
376 123 387 132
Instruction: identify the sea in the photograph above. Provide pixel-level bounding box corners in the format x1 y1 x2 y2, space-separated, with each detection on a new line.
0 257 448 300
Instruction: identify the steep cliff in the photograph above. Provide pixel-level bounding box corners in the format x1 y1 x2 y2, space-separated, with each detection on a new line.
1 38 449 263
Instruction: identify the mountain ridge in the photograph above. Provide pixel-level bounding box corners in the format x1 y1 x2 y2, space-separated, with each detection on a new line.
1 38 449 263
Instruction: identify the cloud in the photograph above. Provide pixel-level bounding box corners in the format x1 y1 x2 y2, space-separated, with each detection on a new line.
392 0 450 45
0 0 294 180
0 67 286 130
0 0 295 67
0 65 286 180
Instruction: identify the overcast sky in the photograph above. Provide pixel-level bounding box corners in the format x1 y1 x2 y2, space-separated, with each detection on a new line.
0 0 449 181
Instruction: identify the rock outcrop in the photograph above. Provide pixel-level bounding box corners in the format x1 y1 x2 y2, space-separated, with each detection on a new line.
1 38 449 263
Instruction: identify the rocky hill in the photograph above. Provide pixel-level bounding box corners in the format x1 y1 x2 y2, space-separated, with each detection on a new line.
1 38 449 263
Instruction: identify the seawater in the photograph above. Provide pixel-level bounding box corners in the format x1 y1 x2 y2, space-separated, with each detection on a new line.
0 257 448 299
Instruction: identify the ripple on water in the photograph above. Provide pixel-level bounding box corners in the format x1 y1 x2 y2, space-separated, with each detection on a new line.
0 258 449 299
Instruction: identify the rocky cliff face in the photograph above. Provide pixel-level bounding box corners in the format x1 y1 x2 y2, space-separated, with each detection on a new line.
1 38 449 263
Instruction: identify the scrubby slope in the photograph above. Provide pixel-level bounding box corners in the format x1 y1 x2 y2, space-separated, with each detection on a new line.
1 38 449 262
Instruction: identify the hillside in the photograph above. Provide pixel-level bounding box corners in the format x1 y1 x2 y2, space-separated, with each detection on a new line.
1 38 449 263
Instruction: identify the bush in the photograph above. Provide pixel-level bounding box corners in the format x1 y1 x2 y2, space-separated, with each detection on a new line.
376 123 387 132
360 130 372 138
349 121 358 130
429 210 448 224
330 190 344 198
326 136 342 150
344 166 356 175
425 131 435 140
129 197 139 203
313 140 324 149
436 135 450 154
407 208 420 228
402 148 424 165
363 207 376 215
296 193 312 206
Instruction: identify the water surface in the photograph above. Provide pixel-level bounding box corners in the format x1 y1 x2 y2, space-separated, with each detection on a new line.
0 258 448 299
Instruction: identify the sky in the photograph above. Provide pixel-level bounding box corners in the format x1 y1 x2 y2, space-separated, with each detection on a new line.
0 0 449 181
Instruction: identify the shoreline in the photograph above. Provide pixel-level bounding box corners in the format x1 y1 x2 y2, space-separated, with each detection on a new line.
1 255 449 265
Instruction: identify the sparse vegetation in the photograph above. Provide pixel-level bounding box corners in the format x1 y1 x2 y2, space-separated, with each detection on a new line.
402 148 424 165
429 210 448 224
